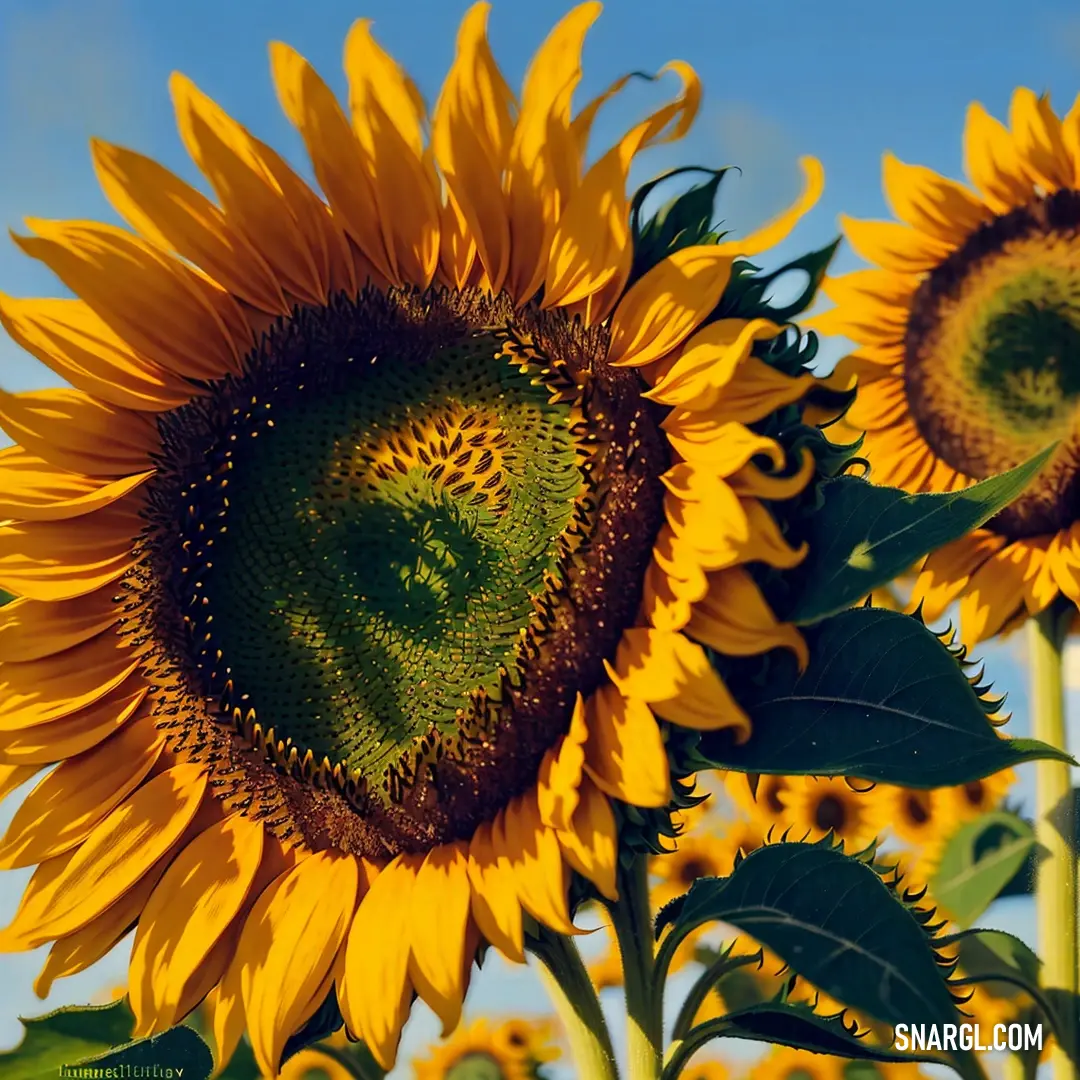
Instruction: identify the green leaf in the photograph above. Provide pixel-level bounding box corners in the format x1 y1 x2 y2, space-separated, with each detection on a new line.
714 1002 948 1069
655 843 962 1034
779 448 1056 625
0 1000 135 1079
61 1026 212 1080
700 607 1073 786
931 813 1038 926
944 929 1078 1067
0 998 212 1080
941 928 1041 997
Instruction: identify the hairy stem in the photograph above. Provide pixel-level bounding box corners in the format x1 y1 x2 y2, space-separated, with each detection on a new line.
530 927 620 1080
609 856 664 1080
1029 604 1078 1080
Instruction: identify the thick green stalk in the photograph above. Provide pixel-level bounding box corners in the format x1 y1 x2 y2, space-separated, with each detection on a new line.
1028 605 1078 1080
609 857 664 1080
530 928 620 1080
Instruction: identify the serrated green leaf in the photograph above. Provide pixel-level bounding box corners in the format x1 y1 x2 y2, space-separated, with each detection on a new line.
700 608 1073 786
655 844 960 1031
780 449 1056 625
61 1026 211 1080
946 930 1077 1067
713 1002 947 1069
931 813 1037 927
940 928 1041 998
0 1000 135 1079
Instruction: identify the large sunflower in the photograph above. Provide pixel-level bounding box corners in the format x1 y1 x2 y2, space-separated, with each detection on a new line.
0 3 824 1074
813 88 1080 642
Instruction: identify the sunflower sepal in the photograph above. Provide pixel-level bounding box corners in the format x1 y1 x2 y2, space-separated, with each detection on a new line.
695 606 1073 786
929 810 1039 927
778 444 1058 625
717 237 841 323
627 167 734 286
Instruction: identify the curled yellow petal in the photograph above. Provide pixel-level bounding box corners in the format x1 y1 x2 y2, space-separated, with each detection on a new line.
536 693 588 831
711 156 824 258
608 628 750 737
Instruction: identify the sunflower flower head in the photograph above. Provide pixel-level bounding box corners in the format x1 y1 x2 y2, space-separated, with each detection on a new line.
413 1017 559 1080
0 3 834 1074
777 776 887 851
815 88 1080 642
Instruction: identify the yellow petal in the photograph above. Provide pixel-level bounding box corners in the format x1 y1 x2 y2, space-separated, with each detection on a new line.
14 219 250 380
911 531 1005 624
270 42 396 286
729 446 816 501
662 424 784 477
0 847 76 952
432 3 514 294
341 855 419 1072
242 851 359 1076
0 763 41 803
880 152 990 244
0 591 119 664
670 361 814 425
0 684 148 767
0 294 192 413
0 631 141 731
544 61 700 313
129 814 264 1034
1009 88 1073 192
607 247 734 369
0 447 152 522
204 950 246 1078
959 542 1039 644
711 156 824 258
408 844 472 1035
91 140 289 314
641 559 694 632
465 818 525 964
646 318 783 409
344 20 440 287
504 2 601 303
0 387 156 478
609 628 750 737
500 790 576 935
1060 92 1080 186
687 567 808 669
33 863 162 999
170 73 344 307
963 101 1033 215
555 777 618 901
0 502 140 602
0 764 206 948
583 683 671 809
840 215 954 274
536 693 588 831
0 715 163 868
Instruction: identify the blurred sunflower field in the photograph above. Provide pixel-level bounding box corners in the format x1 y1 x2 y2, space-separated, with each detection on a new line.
0 2 1078 1079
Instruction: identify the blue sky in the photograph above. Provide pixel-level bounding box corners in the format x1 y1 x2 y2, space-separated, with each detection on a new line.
0 0 1079 1074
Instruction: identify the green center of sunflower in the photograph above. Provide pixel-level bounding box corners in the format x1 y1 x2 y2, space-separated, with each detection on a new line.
445 1055 507 1080
904 188 1080 538
206 338 581 790
136 288 668 857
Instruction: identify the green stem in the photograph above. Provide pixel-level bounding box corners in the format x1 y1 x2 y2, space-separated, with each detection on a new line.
1029 605 1078 1080
671 950 760 1043
660 1020 731 1080
609 856 664 1080
530 927 620 1080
